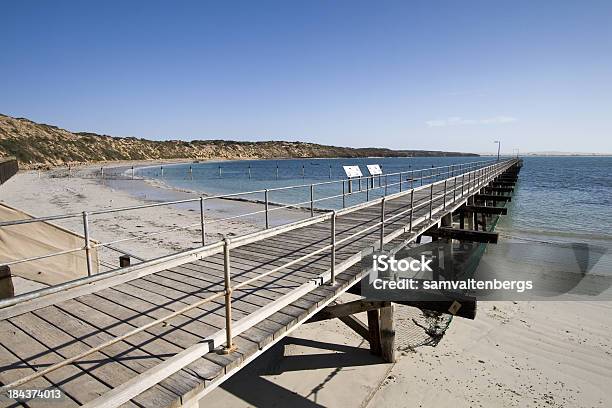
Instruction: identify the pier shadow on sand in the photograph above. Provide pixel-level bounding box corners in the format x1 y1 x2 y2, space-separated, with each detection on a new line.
211 336 387 408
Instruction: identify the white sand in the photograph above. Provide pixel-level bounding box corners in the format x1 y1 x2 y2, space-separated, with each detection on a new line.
368 300 612 407
1 164 610 408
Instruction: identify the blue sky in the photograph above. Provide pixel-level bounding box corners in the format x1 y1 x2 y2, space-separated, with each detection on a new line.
1 1 611 153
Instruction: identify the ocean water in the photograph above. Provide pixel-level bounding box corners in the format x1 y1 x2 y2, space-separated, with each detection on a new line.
494 156 612 242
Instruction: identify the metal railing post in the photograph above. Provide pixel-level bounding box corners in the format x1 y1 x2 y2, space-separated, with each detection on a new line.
429 184 434 219
330 211 337 286
380 197 386 250
399 172 403 192
223 238 235 352
384 174 388 195
409 189 414 232
310 184 314 217
265 189 270 229
462 174 465 196
453 176 457 202
82 211 93 276
200 197 206 245
420 169 423 186
366 178 370 201
342 180 346 208
443 180 447 209
468 172 471 193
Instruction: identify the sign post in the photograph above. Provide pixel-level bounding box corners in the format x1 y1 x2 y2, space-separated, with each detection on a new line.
343 165 363 195
366 164 383 190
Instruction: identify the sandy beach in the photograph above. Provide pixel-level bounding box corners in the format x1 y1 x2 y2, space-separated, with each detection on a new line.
1 164 611 407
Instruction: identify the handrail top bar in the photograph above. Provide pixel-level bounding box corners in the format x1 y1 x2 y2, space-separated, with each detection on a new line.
0 158 502 228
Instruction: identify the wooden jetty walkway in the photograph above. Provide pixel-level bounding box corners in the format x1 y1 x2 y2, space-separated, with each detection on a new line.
0 158 521 407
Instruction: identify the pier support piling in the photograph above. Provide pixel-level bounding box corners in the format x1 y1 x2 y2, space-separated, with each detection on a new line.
307 299 396 362
379 303 396 363
119 255 131 268
367 308 382 356
0 266 14 300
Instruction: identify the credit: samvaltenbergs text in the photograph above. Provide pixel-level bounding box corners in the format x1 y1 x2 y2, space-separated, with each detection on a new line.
372 278 533 293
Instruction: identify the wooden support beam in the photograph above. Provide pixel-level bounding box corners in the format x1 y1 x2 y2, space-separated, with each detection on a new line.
491 181 515 187
119 255 131 268
315 299 395 361
425 227 498 243
367 309 382 355
379 304 396 363
307 300 389 323
441 212 453 227
338 315 370 341
483 186 514 193
0 266 14 300
463 205 507 215
474 194 511 202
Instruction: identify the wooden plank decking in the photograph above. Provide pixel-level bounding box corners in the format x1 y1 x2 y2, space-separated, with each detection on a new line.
0 160 519 407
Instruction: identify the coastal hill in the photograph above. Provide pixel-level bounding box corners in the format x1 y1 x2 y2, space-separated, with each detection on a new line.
0 113 477 168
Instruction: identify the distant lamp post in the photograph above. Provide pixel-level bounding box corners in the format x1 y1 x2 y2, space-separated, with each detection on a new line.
494 141 501 161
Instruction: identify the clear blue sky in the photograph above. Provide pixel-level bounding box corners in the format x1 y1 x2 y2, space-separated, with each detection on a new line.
2 1 611 153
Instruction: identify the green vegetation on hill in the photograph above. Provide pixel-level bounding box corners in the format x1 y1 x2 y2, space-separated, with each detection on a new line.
0 114 477 168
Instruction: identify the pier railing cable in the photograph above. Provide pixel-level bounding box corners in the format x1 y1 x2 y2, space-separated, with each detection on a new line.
0 159 501 276
0 159 520 395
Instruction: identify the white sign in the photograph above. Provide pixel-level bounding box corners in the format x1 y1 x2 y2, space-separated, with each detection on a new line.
343 165 363 178
366 164 383 176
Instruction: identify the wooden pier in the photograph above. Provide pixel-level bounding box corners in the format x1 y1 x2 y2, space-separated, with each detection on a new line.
0 159 521 407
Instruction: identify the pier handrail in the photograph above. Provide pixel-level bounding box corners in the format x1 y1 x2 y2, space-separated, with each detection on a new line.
0 158 519 396
0 159 500 276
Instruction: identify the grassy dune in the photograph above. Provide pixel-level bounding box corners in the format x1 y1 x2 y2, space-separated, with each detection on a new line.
0 113 477 168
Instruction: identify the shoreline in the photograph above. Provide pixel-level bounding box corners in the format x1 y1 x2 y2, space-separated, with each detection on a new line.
17 152 486 171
